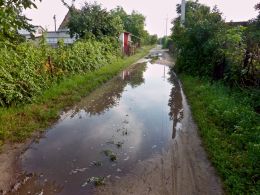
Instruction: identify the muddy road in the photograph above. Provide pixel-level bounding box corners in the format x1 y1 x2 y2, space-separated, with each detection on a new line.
4 48 223 195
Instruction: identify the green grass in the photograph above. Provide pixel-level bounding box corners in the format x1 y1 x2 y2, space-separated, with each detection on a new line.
180 74 260 194
0 46 153 145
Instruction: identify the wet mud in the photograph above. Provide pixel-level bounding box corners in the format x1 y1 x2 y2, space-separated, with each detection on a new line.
3 48 223 195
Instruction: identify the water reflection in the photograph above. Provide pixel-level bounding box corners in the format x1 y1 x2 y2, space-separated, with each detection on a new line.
168 71 183 139
14 62 178 195
71 63 146 116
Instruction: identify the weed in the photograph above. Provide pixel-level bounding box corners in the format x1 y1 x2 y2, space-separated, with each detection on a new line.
122 129 128 136
116 141 124 148
93 161 102 167
103 149 117 161
82 176 105 187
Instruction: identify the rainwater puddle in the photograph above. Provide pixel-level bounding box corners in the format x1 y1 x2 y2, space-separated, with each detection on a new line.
12 60 183 195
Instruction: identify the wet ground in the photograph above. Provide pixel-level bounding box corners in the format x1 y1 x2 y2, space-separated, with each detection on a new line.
6 48 223 195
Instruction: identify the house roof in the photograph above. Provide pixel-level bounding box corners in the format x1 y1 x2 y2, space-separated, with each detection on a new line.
59 8 80 30
226 21 249 27
59 11 71 30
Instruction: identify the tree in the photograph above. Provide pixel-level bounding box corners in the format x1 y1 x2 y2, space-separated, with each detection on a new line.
171 1 260 86
0 0 40 43
171 1 225 77
66 2 123 40
110 6 128 27
255 3 260 22
125 11 146 43
242 3 260 86
111 7 146 43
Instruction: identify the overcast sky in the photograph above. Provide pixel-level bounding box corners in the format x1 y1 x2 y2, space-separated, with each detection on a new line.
24 0 259 37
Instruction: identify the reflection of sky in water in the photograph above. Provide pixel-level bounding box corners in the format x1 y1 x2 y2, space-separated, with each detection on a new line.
20 63 176 195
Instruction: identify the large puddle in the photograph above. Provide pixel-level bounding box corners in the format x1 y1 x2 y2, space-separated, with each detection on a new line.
12 58 183 194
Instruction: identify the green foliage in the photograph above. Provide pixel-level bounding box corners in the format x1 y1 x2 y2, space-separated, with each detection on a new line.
111 6 147 43
66 4 153 44
149 34 158 45
181 75 260 194
0 39 119 106
66 2 123 40
0 45 152 142
171 2 260 193
171 1 225 77
126 11 146 42
0 0 40 43
222 27 247 83
255 3 260 22
171 1 260 87
141 31 158 45
160 36 173 50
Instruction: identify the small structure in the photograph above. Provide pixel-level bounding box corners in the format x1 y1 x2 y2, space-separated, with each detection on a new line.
119 32 132 55
45 11 76 47
58 11 71 31
18 26 45 40
18 12 76 47
44 30 76 47
226 21 249 27
119 32 141 56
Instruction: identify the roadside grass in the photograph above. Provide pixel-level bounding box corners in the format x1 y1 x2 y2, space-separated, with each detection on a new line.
0 46 152 145
180 75 260 194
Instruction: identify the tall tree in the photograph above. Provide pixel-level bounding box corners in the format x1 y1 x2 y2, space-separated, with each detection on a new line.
255 3 260 22
66 2 123 40
111 7 146 43
0 0 40 43
171 1 226 77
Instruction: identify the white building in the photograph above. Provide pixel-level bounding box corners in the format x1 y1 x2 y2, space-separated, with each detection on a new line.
18 26 45 40
44 30 76 47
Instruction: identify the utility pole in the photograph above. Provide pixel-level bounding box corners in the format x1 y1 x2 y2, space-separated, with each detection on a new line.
165 15 168 37
53 14 57 32
181 0 186 25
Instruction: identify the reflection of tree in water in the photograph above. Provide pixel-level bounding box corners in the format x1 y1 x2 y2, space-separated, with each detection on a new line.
168 70 183 139
76 63 147 116
126 63 147 88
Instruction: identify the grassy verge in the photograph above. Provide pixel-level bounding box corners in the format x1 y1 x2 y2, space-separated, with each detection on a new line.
180 74 260 194
0 46 153 145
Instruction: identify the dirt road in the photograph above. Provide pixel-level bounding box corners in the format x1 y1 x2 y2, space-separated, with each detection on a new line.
96 48 223 195
1 47 223 195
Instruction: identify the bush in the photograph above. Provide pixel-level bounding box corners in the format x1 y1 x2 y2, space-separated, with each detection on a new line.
0 38 119 106
170 1 260 87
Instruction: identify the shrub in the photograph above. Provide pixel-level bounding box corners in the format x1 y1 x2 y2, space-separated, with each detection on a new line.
0 38 119 106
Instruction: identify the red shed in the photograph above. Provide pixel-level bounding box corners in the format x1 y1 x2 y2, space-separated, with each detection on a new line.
120 32 132 55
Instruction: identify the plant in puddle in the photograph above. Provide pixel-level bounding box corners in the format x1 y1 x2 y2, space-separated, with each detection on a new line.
103 149 117 161
82 177 105 187
122 129 128 136
116 141 124 148
93 161 102 167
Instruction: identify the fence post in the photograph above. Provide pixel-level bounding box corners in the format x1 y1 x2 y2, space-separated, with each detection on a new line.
48 56 53 78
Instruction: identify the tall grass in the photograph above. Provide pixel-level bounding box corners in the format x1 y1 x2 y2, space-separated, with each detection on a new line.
181 75 260 194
